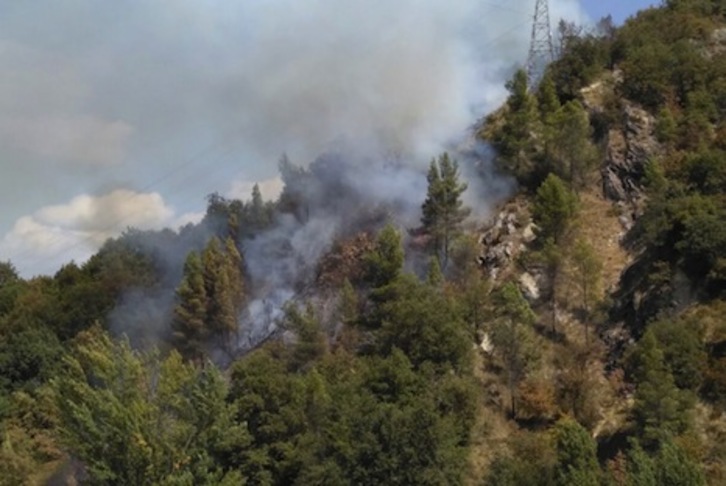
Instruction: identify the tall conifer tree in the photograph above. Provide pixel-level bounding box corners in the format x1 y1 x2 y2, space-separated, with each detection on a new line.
421 153 470 269
172 251 208 360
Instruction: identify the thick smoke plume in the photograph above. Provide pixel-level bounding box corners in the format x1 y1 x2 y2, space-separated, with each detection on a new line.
100 0 587 353
204 0 587 164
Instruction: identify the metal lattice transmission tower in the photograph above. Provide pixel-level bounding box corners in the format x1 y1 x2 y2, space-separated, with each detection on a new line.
527 0 555 87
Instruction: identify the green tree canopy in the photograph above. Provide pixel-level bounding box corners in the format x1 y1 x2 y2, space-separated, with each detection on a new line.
532 174 578 243
421 152 470 269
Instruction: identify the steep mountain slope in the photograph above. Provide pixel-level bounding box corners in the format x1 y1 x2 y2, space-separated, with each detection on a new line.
1 2 726 484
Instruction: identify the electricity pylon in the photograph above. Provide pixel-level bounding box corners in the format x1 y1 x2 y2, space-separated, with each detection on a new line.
527 0 555 88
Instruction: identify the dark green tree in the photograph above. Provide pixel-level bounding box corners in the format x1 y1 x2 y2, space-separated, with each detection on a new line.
495 69 540 183
650 317 707 392
283 304 326 371
172 251 209 361
425 256 444 287
489 283 540 416
365 223 404 289
630 331 694 446
571 238 603 345
249 183 272 231
541 238 566 334
0 262 18 289
421 152 471 269
553 418 600 486
378 275 471 372
537 71 561 121
202 237 243 352
625 439 657 486
548 100 598 188
532 174 578 243
654 438 705 486
54 327 247 485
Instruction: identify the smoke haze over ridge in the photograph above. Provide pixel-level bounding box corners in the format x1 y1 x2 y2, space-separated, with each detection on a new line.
0 0 588 276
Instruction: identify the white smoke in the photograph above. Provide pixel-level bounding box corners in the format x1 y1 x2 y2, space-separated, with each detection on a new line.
211 0 587 164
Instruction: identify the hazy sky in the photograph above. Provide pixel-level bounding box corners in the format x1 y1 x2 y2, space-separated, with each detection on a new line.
0 0 657 277
582 0 658 25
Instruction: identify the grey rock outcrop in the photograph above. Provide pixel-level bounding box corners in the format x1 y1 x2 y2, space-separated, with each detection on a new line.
601 102 661 202
518 272 541 302
479 202 530 280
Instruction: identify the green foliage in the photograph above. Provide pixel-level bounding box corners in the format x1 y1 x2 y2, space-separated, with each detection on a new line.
553 418 600 486
425 256 444 287
536 72 561 121
338 278 359 328
228 348 305 483
282 303 327 371
546 101 598 188
172 251 208 360
228 339 475 485
649 317 707 391
571 239 603 344
377 274 471 372
532 174 578 243
638 192 726 288
489 283 541 416
0 262 18 289
172 236 246 359
653 438 705 485
625 439 657 486
629 331 695 446
0 262 21 317
550 20 611 101
683 149 726 195
53 327 248 484
421 152 471 269
364 223 404 289
489 70 540 185
494 282 536 327
655 107 678 145
0 323 63 395
486 431 556 486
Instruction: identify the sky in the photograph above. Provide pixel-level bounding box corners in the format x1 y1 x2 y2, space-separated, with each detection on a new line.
582 0 658 25
0 0 659 277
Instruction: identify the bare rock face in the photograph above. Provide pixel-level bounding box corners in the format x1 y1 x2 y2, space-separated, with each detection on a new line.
601 102 661 202
518 272 540 302
704 27 726 58
479 201 532 280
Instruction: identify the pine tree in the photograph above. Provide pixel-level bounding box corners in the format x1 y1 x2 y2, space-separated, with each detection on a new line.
53 327 248 484
172 251 208 360
202 237 238 353
338 278 359 327
571 238 602 345
497 69 540 183
538 72 562 169
365 223 404 289
553 418 600 486
249 183 271 231
654 438 705 486
625 439 657 486
548 100 598 188
532 173 578 243
426 256 444 287
0 261 18 288
284 304 326 371
489 283 540 417
541 238 565 334
223 237 246 345
421 153 471 270
537 71 561 121
630 331 693 446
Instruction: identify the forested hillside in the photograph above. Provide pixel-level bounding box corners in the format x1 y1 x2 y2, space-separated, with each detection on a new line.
1 1 726 485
